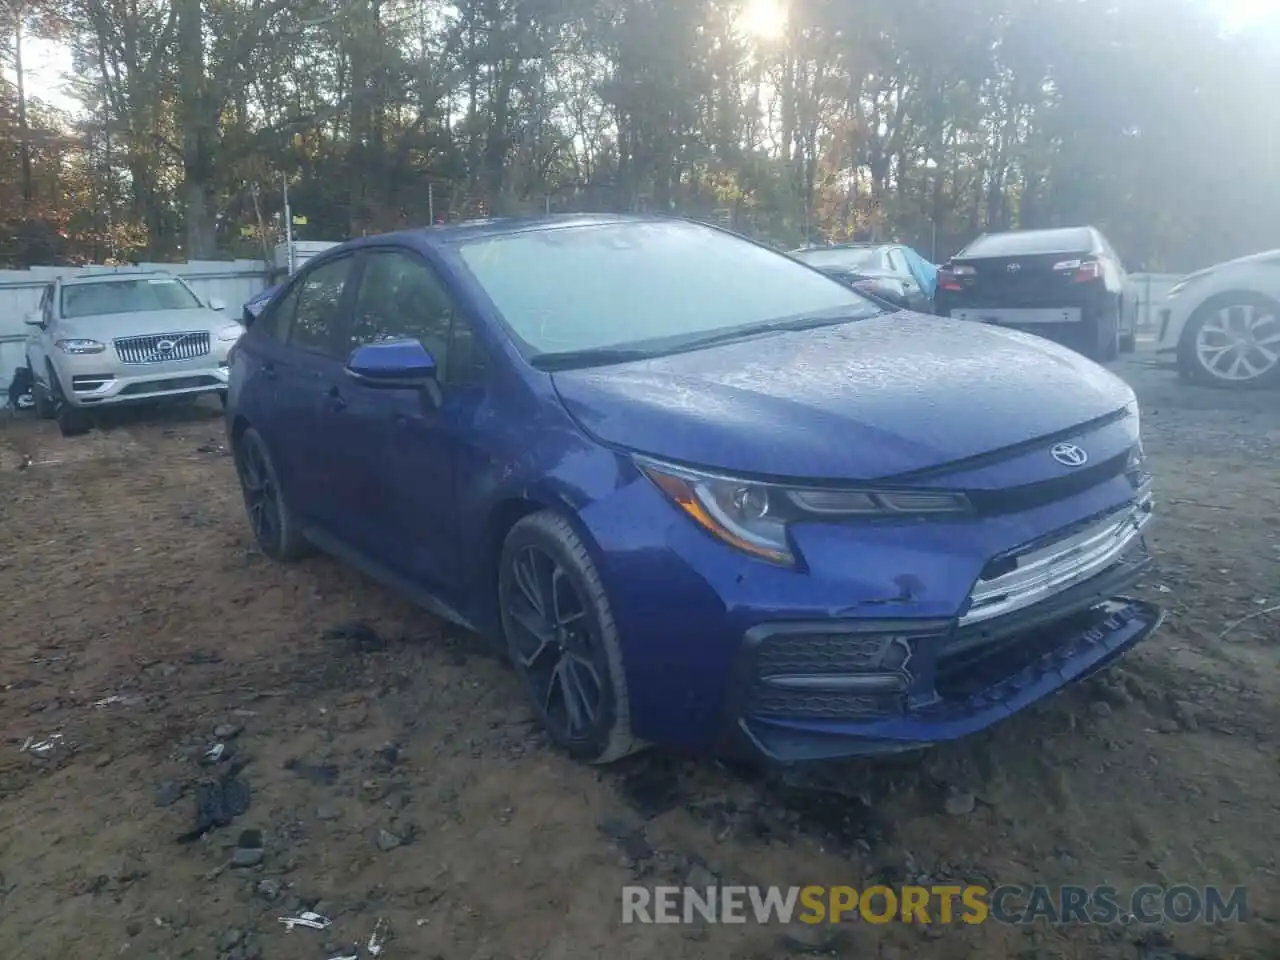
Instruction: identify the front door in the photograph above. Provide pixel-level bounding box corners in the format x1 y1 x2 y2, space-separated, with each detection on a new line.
330 246 486 596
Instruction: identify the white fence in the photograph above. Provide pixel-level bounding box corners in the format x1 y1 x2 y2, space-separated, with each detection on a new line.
1126 273 1181 331
0 259 271 395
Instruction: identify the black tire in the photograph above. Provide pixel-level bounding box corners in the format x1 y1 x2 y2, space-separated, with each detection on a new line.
497 511 643 764
46 363 91 436
1084 299 1120 363
29 362 56 419
1177 291 1280 389
56 405 91 437
232 426 312 560
1118 300 1136 353
218 391 228 409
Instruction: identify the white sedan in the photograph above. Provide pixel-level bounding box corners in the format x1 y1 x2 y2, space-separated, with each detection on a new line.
1155 249 1280 387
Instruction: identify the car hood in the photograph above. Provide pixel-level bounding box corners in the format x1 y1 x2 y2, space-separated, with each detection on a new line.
56 309 229 339
551 314 1134 481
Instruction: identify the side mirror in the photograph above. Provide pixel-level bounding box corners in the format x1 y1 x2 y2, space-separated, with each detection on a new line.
208 297 227 311
346 339 437 389
23 311 43 326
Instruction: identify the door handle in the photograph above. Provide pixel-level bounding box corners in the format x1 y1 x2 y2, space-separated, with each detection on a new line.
326 386 347 412
262 361 277 380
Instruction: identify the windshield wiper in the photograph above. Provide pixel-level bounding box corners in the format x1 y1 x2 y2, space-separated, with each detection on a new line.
531 347 661 371
532 309 874 372
669 310 873 353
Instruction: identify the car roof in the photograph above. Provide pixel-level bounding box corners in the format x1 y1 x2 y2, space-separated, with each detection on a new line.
344 213 673 251
959 227 1097 258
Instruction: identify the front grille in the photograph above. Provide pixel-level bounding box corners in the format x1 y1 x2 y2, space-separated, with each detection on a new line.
744 630 922 720
960 494 1153 627
755 632 911 677
746 687 905 720
118 375 220 396
966 450 1132 515
114 331 210 364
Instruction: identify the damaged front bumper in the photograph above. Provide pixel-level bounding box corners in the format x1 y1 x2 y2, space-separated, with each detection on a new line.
718 539 1162 763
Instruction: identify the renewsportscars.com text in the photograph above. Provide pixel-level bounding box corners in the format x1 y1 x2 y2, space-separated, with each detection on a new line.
621 884 1248 926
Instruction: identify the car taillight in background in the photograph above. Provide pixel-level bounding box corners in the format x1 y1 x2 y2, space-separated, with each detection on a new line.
938 264 974 292
1052 258 1103 282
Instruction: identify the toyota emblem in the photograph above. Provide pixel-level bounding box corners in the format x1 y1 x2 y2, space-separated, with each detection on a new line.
156 339 175 352
1007 263 1022 272
1050 442 1088 467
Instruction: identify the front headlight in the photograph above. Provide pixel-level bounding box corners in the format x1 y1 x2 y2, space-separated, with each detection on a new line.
636 457 972 567
55 338 105 354
216 323 245 342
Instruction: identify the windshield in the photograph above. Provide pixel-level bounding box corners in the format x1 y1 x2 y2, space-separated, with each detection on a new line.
960 229 1094 258
60 277 203 319
456 221 879 364
793 247 883 271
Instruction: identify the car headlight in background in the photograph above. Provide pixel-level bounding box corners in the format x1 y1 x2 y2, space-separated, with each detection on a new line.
55 338 105 354
636 457 972 567
217 323 246 342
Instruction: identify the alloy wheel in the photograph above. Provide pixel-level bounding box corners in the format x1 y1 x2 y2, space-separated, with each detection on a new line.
502 545 605 743
236 436 281 549
1195 303 1280 383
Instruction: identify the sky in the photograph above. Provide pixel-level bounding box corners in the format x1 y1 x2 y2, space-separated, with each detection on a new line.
10 0 1280 117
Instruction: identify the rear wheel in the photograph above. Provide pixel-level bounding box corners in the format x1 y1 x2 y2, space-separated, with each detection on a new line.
497 511 643 764
1118 300 1136 353
1086 298 1121 363
232 427 312 560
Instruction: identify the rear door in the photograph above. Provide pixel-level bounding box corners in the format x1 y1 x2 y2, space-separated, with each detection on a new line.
243 254 358 529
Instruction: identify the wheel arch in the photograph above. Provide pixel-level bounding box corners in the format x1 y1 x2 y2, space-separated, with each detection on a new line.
473 485 609 642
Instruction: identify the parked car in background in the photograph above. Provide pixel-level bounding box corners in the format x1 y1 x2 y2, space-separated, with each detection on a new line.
23 271 244 436
1155 248 1280 388
791 243 936 312
936 227 1134 362
226 214 1160 766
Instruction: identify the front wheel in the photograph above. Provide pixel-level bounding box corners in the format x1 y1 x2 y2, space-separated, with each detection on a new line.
1178 292 1280 388
497 511 643 764
47 365 90 436
29 362 56 419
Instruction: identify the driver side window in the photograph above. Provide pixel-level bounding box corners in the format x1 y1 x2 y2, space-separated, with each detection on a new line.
350 249 481 382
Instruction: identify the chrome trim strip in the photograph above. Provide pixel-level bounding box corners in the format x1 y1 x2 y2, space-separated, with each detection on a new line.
959 496 1153 626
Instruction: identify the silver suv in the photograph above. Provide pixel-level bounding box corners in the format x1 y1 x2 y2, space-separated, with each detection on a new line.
24 271 244 436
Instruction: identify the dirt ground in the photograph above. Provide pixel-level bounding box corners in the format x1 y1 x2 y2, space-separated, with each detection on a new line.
1 349 1277 960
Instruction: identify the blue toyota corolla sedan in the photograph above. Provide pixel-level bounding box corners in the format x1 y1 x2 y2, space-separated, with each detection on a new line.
225 214 1161 765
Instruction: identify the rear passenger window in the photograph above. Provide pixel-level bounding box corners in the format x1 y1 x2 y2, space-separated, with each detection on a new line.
257 285 300 341
285 257 354 357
